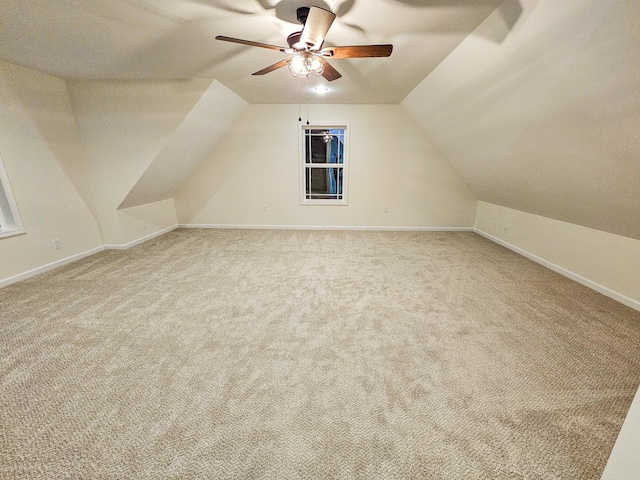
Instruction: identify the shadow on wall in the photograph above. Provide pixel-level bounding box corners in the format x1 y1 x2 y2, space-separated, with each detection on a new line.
2 66 97 218
482 0 524 43
392 0 523 43
172 106 294 224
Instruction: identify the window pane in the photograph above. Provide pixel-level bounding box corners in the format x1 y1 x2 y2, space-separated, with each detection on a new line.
304 128 345 164
305 167 343 200
301 125 347 205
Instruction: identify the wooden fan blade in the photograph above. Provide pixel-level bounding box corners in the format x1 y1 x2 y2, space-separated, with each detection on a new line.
322 44 393 59
252 59 289 76
321 60 342 82
300 7 336 50
215 35 285 52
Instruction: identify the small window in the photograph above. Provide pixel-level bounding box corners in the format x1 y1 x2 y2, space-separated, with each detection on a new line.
0 152 24 238
300 125 348 205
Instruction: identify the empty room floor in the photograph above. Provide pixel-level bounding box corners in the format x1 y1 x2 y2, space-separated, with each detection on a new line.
1 229 639 479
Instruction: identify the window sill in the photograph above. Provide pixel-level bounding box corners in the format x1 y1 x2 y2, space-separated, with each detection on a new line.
0 227 26 239
301 200 348 206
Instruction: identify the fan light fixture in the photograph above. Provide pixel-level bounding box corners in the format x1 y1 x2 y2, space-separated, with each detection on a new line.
313 86 329 94
288 52 325 77
216 6 393 83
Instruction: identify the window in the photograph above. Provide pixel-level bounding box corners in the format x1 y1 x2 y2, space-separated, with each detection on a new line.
300 125 348 205
0 152 24 238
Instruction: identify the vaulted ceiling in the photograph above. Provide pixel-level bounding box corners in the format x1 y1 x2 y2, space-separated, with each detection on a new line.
0 0 638 240
0 0 506 103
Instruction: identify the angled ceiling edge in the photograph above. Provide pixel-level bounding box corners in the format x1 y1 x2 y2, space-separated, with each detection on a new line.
118 80 248 210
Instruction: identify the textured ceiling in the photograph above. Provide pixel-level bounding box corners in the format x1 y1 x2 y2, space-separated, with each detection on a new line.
0 0 505 104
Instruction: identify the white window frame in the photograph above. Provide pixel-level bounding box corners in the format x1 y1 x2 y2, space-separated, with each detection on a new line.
0 152 25 238
299 124 349 206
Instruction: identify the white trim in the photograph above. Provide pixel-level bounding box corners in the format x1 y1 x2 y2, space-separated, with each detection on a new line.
1 225 180 289
299 124 350 206
0 226 26 239
474 228 640 312
179 223 474 232
0 151 25 238
0 246 104 288
7 225 634 314
601 385 640 480
103 225 178 250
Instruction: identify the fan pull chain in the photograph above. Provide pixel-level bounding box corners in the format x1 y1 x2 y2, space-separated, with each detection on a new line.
305 77 310 125
297 76 302 122
295 76 310 124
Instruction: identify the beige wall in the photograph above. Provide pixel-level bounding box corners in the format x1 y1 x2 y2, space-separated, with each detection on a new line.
474 201 640 309
402 0 640 241
0 60 103 284
175 104 477 229
119 80 248 209
66 79 215 245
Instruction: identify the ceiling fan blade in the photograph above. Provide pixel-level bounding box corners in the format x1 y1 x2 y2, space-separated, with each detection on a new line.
252 59 289 76
321 60 342 82
215 35 285 52
323 44 393 59
300 7 336 50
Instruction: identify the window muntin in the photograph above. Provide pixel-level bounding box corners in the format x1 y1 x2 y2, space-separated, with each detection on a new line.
300 126 348 205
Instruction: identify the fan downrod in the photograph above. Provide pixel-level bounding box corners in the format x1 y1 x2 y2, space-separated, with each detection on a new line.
296 7 310 25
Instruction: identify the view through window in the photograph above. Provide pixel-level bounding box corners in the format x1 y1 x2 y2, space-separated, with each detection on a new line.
300 125 347 205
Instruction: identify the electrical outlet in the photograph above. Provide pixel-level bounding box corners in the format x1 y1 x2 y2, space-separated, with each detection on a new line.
52 239 61 250
141 220 146 229
503 226 508 235
262 205 268 212
493 221 497 231
383 206 389 213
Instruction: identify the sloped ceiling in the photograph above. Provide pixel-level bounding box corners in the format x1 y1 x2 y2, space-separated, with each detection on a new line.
118 80 247 209
0 0 505 103
403 0 640 240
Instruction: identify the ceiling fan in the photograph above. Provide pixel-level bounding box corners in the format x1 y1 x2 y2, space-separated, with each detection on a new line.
215 6 393 82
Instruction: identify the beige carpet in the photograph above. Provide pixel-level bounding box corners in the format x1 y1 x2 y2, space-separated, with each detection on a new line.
1 229 639 479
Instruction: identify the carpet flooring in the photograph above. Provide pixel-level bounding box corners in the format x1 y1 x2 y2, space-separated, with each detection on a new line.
1 229 639 479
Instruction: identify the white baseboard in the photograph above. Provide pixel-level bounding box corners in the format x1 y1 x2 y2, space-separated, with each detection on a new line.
1 226 179 288
10 225 634 314
179 223 474 232
474 228 640 312
0 246 105 288
103 225 179 250
3 224 468 288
